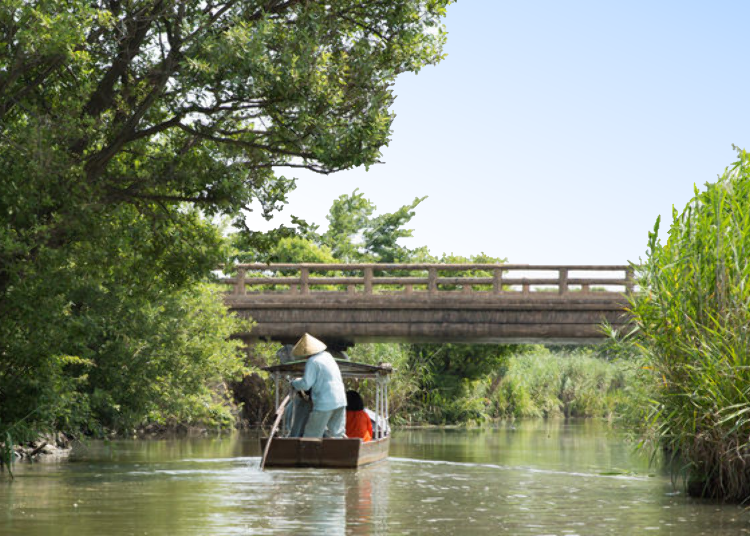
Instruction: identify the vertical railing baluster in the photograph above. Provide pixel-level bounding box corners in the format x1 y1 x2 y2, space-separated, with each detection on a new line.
300 266 309 295
493 268 503 295
374 380 380 439
235 268 246 296
428 267 438 295
364 266 374 294
559 268 568 296
385 379 389 437
625 266 635 294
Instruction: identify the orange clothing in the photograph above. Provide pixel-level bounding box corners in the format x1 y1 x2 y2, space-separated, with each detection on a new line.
346 410 372 442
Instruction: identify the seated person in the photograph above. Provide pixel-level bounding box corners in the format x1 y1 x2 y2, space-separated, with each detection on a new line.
345 390 372 442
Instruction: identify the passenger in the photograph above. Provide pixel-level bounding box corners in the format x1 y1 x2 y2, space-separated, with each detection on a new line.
345 390 372 442
290 334 347 438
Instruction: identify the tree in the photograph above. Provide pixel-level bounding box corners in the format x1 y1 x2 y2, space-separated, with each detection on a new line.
0 1 450 445
0 1 450 272
0 205 250 445
237 189 429 263
267 236 337 264
320 189 427 262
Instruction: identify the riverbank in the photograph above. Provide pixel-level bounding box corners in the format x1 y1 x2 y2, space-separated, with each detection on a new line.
12 433 73 464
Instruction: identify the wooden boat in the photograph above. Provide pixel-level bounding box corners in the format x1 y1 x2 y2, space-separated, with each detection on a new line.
260 359 393 468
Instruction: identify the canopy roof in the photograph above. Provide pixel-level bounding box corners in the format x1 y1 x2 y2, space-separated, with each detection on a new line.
262 359 393 379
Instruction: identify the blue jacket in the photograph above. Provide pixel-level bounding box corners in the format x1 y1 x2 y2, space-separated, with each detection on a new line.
291 351 347 412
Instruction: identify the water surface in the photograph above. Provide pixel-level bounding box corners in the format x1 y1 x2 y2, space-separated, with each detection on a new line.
2 421 749 535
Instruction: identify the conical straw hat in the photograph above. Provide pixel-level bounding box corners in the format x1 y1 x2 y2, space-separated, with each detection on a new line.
292 333 327 358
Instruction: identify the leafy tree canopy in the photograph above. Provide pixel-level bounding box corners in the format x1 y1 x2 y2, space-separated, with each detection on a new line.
0 0 450 445
1 0 450 271
321 189 427 262
237 189 428 263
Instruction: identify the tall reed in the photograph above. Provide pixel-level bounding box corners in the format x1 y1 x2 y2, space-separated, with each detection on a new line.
490 348 639 420
628 149 750 500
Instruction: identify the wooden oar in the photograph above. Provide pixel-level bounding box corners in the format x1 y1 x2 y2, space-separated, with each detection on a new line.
260 393 291 471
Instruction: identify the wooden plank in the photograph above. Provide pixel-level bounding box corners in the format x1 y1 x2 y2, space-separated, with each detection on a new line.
259 437 388 468
357 437 390 466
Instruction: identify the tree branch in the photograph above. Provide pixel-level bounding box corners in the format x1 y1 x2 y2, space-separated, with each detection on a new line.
82 1 166 120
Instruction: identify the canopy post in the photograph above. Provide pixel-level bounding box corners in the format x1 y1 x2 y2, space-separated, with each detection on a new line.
273 372 280 411
380 378 384 439
374 379 380 439
385 377 389 436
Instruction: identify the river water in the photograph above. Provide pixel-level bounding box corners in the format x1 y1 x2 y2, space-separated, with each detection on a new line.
1 420 748 535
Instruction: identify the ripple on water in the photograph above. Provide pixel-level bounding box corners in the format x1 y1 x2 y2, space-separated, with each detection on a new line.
2 427 750 535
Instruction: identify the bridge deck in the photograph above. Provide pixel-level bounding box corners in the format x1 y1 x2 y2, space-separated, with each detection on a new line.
220 264 634 345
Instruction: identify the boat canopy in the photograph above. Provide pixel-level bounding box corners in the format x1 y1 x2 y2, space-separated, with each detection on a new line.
262 359 393 380
263 359 393 440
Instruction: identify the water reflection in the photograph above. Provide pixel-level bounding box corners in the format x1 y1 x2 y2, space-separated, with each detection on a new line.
0 423 749 535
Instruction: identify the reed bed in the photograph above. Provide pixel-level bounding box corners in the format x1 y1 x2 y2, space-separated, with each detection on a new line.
489 348 640 420
627 149 750 500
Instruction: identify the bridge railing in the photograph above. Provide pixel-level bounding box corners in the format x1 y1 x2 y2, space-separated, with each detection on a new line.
220 264 635 297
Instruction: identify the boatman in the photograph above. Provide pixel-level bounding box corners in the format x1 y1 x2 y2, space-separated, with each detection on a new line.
290 333 347 438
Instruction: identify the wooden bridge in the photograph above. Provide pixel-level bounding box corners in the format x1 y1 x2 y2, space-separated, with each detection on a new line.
220 264 634 347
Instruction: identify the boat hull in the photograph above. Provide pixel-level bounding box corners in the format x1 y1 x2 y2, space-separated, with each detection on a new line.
259 436 389 468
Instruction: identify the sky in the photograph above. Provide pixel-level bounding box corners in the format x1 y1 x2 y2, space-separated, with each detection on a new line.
247 0 750 265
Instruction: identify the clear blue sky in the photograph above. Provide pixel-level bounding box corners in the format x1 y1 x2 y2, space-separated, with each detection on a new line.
248 0 750 264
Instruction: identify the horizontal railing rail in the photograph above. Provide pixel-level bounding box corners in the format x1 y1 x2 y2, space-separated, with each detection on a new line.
219 264 636 297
